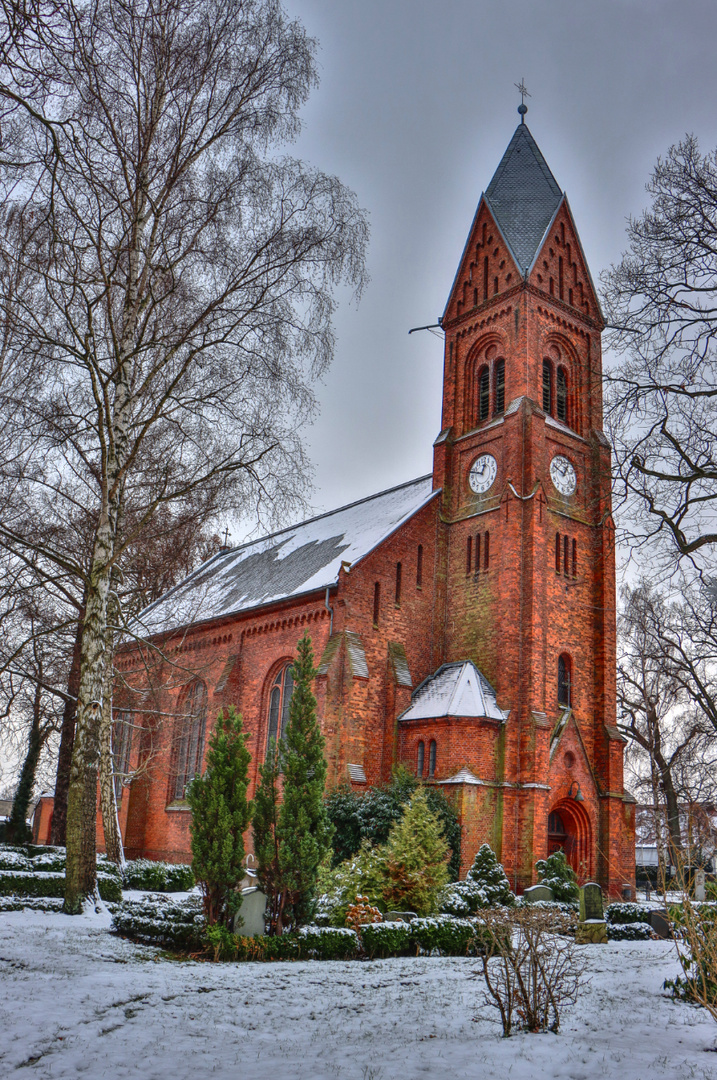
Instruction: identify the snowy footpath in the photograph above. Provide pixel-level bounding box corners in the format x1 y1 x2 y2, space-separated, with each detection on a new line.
1 908 717 1080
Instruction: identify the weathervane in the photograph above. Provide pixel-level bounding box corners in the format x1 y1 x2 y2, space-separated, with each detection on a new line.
515 78 530 122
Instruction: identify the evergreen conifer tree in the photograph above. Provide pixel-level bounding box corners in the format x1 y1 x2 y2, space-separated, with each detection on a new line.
252 738 283 935
535 849 579 904
383 788 450 915
466 843 515 905
276 634 334 930
187 707 251 927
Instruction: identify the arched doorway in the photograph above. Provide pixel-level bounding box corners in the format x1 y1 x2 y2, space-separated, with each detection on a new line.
547 799 593 881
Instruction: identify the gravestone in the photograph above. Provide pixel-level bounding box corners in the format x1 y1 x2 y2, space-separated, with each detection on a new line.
385 910 417 923
579 882 603 922
650 910 671 939
522 884 554 903
576 882 607 944
695 869 706 902
234 886 267 937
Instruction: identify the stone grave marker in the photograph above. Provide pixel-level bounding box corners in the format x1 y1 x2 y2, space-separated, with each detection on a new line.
695 869 706 902
385 910 417 923
234 886 267 937
522 884 554 903
650 910 671 939
576 882 607 944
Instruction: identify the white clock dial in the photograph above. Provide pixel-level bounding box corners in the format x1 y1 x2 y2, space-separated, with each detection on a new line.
468 453 497 494
550 454 577 496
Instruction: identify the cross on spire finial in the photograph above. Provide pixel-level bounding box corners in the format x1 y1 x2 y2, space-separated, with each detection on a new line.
222 527 230 547
515 78 530 122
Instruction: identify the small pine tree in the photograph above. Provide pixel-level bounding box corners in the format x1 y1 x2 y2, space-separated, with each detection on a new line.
187 707 252 927
252 738 283 935
276 634 334 931
383 788 450 915
535 849 579 904
467 843 515 906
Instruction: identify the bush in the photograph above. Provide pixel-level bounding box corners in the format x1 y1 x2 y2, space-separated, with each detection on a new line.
360 921 413 959
439 844 514 915
0 895 66 913
607 922 653 941
297 925 360 960
325 770 462 880
122 859 194 893
605 902 654 925
665 897 717 1018
535 850 579 904
383 790 450 916
315 841 388 926
112 896 206 950
0 869 121 902
206 925 359 962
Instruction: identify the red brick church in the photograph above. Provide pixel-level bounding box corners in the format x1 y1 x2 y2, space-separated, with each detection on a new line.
110 112 635 895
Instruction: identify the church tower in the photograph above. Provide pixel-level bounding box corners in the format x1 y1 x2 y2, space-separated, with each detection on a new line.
427 109 634 894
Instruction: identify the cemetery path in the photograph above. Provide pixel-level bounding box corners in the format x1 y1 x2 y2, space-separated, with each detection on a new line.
0 909 715 1079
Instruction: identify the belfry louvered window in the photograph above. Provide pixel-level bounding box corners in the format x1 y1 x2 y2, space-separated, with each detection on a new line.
542 360 553 415
558 654 572 707
479 366 490 421
494 359 505 414
557 367 568 423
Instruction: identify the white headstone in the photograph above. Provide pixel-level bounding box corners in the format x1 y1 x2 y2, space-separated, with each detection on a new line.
695 869 706 902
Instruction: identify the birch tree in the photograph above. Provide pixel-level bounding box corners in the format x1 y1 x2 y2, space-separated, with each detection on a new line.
0 0 368 911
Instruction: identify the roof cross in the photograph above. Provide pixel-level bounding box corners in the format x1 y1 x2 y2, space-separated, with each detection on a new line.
515 78 531 122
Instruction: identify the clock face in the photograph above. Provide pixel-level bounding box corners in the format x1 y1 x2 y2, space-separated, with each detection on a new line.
550 455 577 496
468 453 497 494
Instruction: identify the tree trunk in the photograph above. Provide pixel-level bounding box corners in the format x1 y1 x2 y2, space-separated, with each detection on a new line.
51 603 85 846
7 679 44 842
98 629 124 867
655 749 684 868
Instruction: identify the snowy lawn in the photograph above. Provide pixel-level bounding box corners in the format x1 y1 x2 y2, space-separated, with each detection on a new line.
1 908 716 1079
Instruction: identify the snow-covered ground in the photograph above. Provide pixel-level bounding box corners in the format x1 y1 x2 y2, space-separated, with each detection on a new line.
1 908 716 1079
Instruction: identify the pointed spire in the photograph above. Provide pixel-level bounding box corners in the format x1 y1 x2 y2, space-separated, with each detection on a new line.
484 123 563 274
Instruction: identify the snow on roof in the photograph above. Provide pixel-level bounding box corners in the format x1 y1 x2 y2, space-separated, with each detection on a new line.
134 475 438 636
398 661 508 722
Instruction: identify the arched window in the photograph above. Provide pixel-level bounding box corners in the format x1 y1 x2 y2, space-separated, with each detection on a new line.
555 532 561 573
572 538 577 578
173 681 207 799
395 561 402 606
479 366 490 421
416 544 423 588
417 740 425 778
466 535 472 575
558 654 572 707
557 367 568 423
494 358 505 414
484 531 490 570
112 710 133 803
542 360 553 415
428 739 437 778
267 664 294 751
373 581 380 626
563 534 569 577
474 533 481 575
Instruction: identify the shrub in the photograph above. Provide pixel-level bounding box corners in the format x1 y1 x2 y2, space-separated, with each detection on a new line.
0 895 66 913
345 895 383 932
360 921 413 959
0 869 121 902
605 902 653 925
122 859 194 893
315 841 388 926
535 850 579 904
297 925 360 960
607 922 653 941
188 707 252 927
112 896 206 950
383 789 450 916
325 770 462 879
477 906 586 1036
665 897 717 1020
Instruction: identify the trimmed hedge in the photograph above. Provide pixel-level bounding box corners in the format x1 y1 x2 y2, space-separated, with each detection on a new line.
122 859 194 893
607 921 653 941
0 869 122 903
605 902 653 925
112 896 206 950
360 921 413 959
0 895 66 913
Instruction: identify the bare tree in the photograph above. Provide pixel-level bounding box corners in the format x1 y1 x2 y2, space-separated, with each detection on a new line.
0 0 368 911
602 136 717 573
617 583 717 868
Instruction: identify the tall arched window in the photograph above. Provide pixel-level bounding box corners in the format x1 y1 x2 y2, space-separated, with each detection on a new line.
558 654 572 707
494 358 505 414
416 544 423 588
428 739 437 778
557 367 568 423
112 711 133 803
478 366 490 421
173 681 207 799
555 532 561 573
417 740 425 778
267 664 294 751
542 359 553 415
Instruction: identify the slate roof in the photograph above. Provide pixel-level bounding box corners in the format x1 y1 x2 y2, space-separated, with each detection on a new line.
135 475 438 636
398 661 508 723
484 122 563 274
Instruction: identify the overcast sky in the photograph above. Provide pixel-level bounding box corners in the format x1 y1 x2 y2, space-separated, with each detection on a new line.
251 0 717 525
